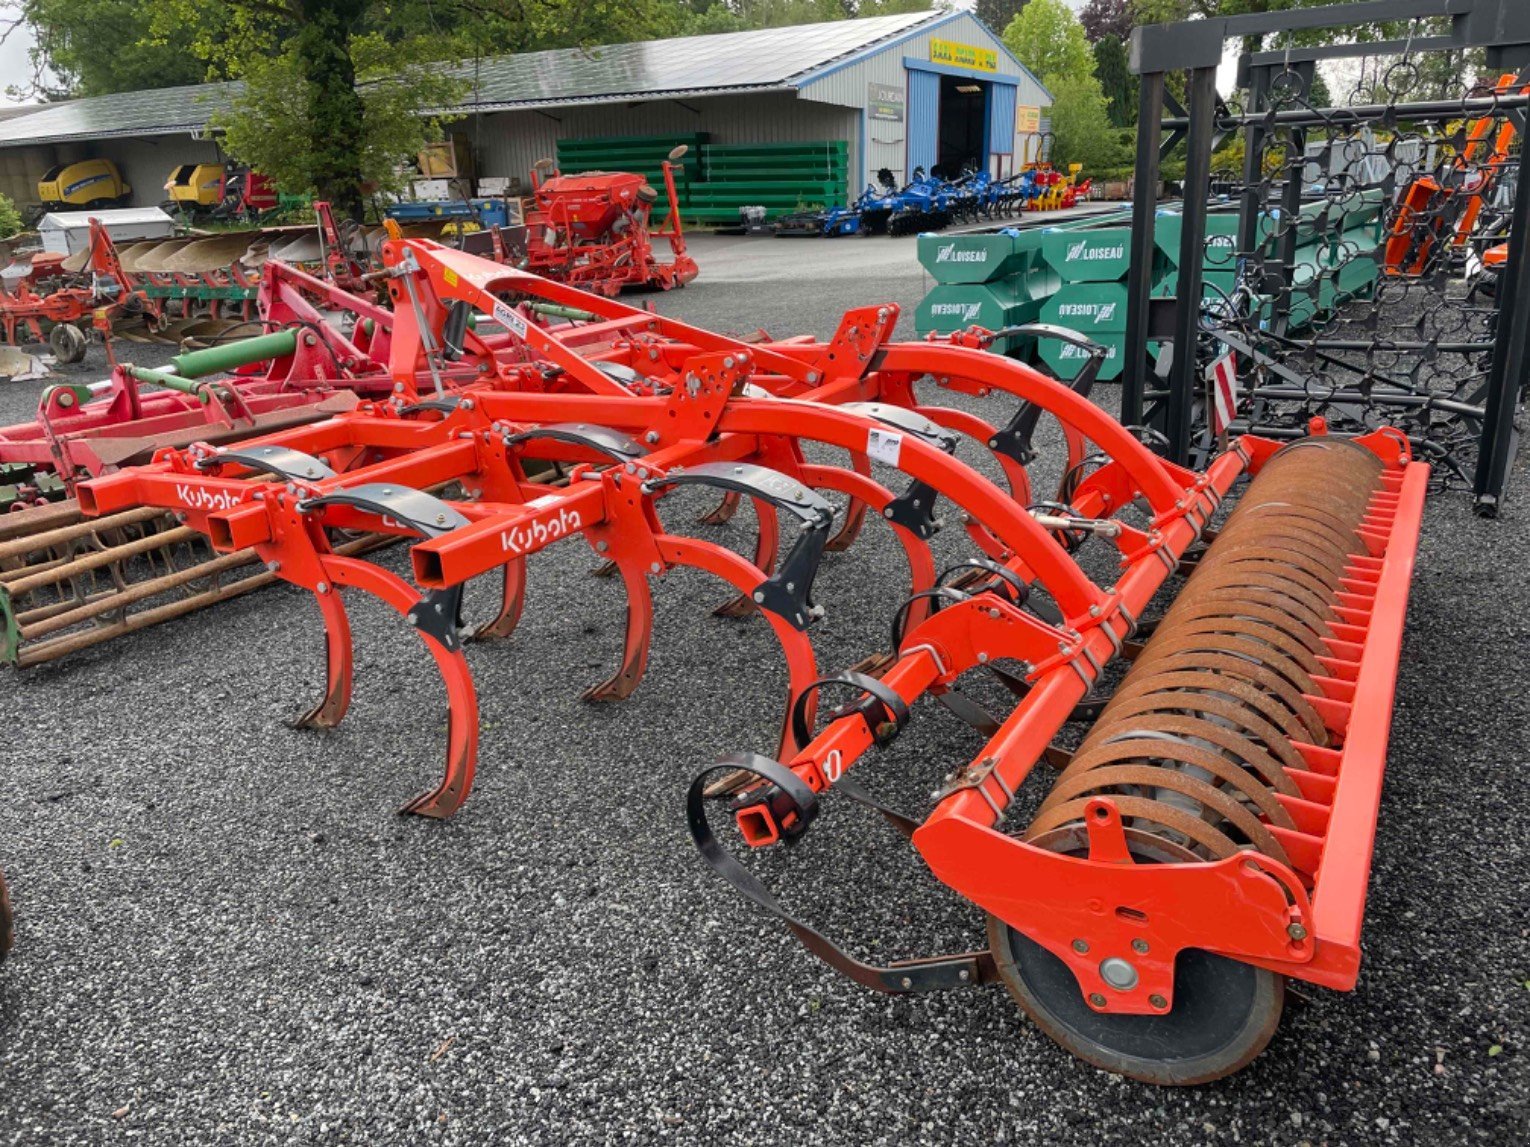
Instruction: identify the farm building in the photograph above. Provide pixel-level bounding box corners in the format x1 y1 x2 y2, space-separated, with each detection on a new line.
0 10 1049 220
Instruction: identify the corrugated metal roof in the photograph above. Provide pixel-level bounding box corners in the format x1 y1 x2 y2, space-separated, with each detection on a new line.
0 11 942 148
437 11 942 111
0 82 239 147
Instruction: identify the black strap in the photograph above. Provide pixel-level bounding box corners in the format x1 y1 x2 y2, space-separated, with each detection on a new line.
687 752 989 994
789 670 910 751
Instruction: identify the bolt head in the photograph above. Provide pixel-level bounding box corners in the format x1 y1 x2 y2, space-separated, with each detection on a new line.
900 977 913 990
1099 957 1139 991
1071 939 1089 954
1088 993 1107 1008
645 431 660 444
1287 923 1308 941
1149 994 1168 1009
1131 938 1149 954
649 562 662 574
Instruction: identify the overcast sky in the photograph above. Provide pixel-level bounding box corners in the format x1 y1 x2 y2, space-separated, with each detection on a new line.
0 21 39 106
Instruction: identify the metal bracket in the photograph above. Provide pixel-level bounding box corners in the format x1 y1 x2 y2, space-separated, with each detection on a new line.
196 444 335 482
645 462 834 630
932 755 1015 822
299 484 472 649
505 422 645 463
843 402 957 540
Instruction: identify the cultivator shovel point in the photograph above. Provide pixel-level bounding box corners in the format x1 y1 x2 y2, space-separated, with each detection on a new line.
75 240 1427 1083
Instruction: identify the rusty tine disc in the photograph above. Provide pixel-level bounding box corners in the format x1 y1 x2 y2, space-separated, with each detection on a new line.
1102 689 1325 756
1163 597 1330 656
1219 506 1365 557
1204 521 1357 573
1174 581 1334 639
1188 551 1345 597
1107 671 1319 747
1180 565 1339 623
1125 649 1321 730
1136 616 1324 680
1055 740 1297 828
1078 714 1303 793
1187 535 1351 586
1026 795 1241 860
1036 761 1295 855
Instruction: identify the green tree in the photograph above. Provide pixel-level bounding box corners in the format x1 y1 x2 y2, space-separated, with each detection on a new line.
1079 0 1132 43
3 0 212 99
975 0 1029 36
1003 0 1096 86
1093 34 1136 126
1048 72 1124 172
0 192 21 239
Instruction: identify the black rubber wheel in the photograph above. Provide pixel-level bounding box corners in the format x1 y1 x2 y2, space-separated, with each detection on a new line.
0 872 12 962
989 917 1284 1085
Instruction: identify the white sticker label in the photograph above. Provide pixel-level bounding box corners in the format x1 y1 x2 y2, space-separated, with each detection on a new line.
867 427 903 467
491 299 528 338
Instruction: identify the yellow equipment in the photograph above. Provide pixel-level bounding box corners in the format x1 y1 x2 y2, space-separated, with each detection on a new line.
37 159 131 210
164 163 227 211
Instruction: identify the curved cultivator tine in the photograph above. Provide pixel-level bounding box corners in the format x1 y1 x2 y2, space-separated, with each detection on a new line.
75 238 1429 1084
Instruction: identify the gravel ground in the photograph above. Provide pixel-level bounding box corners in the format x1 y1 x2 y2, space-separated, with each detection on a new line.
0 232 1526 1145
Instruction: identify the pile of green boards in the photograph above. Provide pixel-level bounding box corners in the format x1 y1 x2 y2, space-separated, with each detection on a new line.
914 197 1384 381
689 142 848 224
555 134 706 218
553 134 849 225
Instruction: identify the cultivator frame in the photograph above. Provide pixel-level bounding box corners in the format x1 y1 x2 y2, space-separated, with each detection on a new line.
73 239 1429 1083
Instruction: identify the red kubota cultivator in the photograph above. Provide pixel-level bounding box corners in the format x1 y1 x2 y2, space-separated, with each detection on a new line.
76 238 1426 1084
525 148 698 295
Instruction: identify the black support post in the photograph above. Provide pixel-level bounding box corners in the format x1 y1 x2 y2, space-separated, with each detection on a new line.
1473 139 1530 514
1165 66 1220 464
1123 71 1166 429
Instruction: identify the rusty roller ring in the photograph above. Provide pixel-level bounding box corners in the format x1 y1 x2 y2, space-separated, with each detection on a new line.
1106 669 1324 747
1051 740 1297 830
1076 714 1303 794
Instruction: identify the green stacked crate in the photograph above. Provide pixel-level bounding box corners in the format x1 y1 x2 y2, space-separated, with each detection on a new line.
555 133 706 216
916 231 1059 356
687 142 848 224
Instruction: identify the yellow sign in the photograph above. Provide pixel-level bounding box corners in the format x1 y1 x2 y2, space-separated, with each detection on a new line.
930 38 998 74
1017 105 1042 133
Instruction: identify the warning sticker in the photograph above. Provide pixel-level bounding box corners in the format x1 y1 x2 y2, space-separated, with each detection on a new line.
492 299 528 339
867 427 903 467
443 268 458 287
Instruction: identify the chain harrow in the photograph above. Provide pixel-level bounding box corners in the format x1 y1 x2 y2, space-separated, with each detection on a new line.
1182 67 1525 489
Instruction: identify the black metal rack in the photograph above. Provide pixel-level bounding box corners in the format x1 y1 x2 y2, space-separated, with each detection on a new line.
1124 0 1530 514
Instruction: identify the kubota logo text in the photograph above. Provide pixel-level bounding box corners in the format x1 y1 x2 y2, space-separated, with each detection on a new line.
500 507 581 555
175 485 243 511
935 243 986 263
1066 240 1125 261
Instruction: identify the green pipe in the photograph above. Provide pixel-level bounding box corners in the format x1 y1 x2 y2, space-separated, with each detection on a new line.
167 329 299 379
529 302 600 323
127 365 213 403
